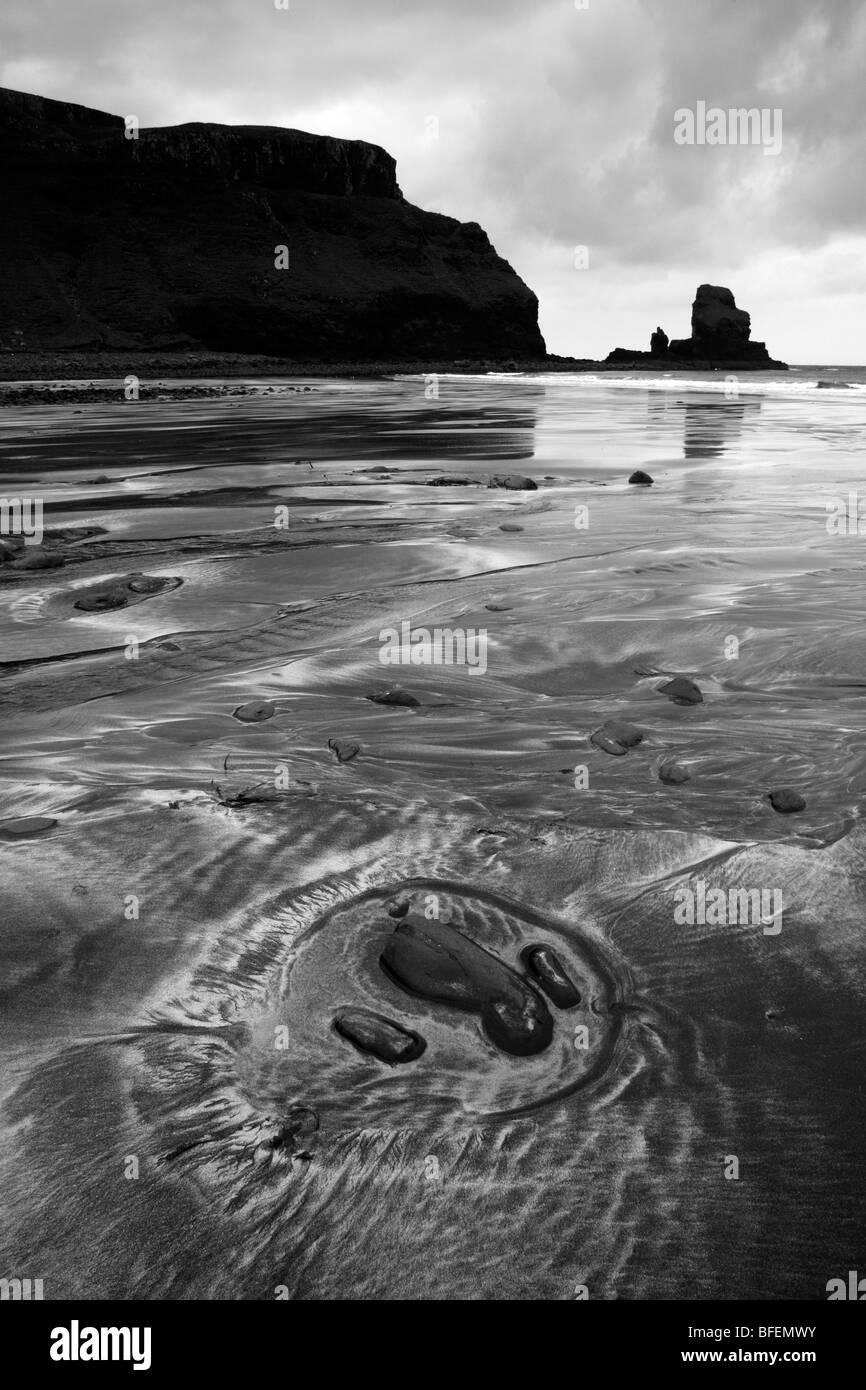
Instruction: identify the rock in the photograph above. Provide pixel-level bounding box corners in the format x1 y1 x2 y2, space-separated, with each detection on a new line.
328 738 360 763
366 688 419 707
387 899 411 918
334 1008 426 1064
691 284 751 343
0 815 57 837
128 573 170 594
817 380 850 389
427 476 470 486
381 916 554 1057
590 729 629 756
628 470 653 486
499 523 524 532
485 603 512 611
74 590 128 612
659 762 690 785
232 699 276 723
72 573 180 611
768 788 806 814
591 720 644 756
657 676 703 705
521 945 581 1008
667 285 785 368
488 474 538 491
0 542 17 562
0 87 545 360
608 286 786 370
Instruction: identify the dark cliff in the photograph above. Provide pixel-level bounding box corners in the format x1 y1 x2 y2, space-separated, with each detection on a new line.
0 88 545 359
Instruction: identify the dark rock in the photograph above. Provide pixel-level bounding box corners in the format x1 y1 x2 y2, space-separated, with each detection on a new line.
608 286 786 370
328 738 360 763
75 589 128 612
658 676 703 705
387 899 411 918
499 523 524 532
628 470 653 486
334 1008 426 1064
0 542 17 562
691 284 751 343
232 699 276 723
488 474 538 491
768 788 806 814
128 573 171 594
591 720 644 756
659 761 691 785
485 603 512 611
817 380 850 389
73 572 181 611
590 729 629 756
381 916 554 1057
427 476 470 486
0 86 545 360
0 815 57 837
521 944 581 1008
366 688 419 707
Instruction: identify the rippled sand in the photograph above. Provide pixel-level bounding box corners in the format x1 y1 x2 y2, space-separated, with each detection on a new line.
1 373 864 1299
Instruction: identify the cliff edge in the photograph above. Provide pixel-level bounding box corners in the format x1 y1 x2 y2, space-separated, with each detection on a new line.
0 88 545 359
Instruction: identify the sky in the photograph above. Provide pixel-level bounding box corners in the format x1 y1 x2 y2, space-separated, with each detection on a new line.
2 0 865 361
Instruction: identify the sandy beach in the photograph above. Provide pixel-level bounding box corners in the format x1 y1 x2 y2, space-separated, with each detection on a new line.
1 369 864 1299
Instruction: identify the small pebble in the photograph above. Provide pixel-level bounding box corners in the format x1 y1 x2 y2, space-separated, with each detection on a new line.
659 762 690 785
366 688 419 707
658 676 703 705
768 788 806 814
233 699 276 723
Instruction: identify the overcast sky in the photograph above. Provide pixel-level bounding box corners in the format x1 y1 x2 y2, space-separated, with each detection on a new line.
2 0 865 361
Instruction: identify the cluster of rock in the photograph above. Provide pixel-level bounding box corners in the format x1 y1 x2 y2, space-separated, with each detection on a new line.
606 285 787 370
334 914 583 1064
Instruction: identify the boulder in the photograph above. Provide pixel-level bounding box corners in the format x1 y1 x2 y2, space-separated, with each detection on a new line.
659 762 691 785
334 1008 426 1064
488 474 538 491
232 699 276 723
381 916 554 1056
366 688 419 707
591 720 644 756
768 788 806 814
657 676 703 705
521 945 581 1008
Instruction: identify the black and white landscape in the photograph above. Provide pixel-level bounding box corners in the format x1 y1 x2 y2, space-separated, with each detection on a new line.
0 0 864 1316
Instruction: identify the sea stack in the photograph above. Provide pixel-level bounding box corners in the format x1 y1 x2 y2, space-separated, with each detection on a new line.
606 284 787 370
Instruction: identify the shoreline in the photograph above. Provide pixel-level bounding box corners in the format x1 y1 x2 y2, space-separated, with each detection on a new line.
0 349 792 405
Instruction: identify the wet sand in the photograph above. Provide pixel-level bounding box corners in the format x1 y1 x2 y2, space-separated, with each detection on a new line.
1 372 865 1299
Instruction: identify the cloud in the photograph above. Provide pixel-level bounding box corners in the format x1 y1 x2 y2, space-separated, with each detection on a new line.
1 0 864 358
